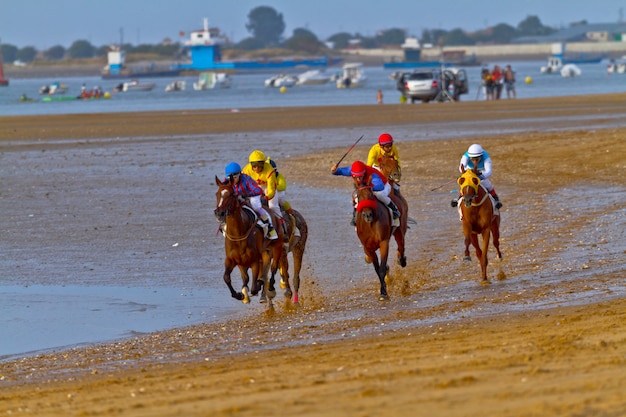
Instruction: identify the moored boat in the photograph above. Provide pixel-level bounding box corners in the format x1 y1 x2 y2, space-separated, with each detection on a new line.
264 74 298 88
296 69 331 85
165 80 186 92
39 82 69 95
114 80 156 92
193 72 232 90
336 63 367 88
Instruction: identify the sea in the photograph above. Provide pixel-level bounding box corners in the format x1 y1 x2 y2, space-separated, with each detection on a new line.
1 60 625 116
1 59 625 361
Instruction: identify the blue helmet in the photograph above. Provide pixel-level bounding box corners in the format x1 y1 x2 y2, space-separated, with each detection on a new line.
225 162 241 177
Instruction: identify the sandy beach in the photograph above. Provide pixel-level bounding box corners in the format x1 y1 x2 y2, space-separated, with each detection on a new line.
1 96 625 416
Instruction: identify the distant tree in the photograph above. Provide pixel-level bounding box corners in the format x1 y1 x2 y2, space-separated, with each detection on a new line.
16 46 37 63
327 32 352 49
422 29 448 46
491 23 518 43
235 37 266 51
95 46 109 57
68 40 95 58
284 28 323 53
245 6 285 47
44 45 66 60
1 44 18 62
376 28 406 45
442 29 474 46
517 15 555 36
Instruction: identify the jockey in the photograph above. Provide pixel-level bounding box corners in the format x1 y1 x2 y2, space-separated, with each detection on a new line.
242 150 286 231
224 161 278 240
267 157 300 237
331 160 400 227
451 144 503 209
367 133 401 194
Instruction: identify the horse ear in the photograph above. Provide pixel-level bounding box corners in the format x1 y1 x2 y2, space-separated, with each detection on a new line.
216 175 223 186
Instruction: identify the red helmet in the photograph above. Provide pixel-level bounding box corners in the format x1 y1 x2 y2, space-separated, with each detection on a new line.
378 133 393 146
350 161 367 177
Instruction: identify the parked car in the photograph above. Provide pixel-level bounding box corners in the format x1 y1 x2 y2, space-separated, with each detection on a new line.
396 67 468 103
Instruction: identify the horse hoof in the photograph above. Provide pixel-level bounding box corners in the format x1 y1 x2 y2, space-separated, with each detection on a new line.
397 256 407 268
463 256 472 262
284 288 293 299
378 293 389 301
259 294 267 303
242 287 250 304
480 279 491 286
365 255 372 264
279 279 287 290
268 289 276 299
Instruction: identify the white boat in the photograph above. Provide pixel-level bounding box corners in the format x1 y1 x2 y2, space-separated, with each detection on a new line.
296 69 330 85
561 64 581 77
39 82 69 95
165 80 186 92
336 63 367 88
115 80 156 92
607 60 626 74
540 56 564 74
193 72 232 90
264 74 298 88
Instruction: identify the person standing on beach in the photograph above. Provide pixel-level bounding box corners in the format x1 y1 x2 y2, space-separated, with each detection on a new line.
504 65 516 99
491 65 503 100
376 89 383 104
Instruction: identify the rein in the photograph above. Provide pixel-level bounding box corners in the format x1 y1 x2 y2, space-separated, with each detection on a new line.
462 186 490 207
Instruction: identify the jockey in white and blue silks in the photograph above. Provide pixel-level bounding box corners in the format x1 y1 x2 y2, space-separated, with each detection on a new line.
452 143 503 209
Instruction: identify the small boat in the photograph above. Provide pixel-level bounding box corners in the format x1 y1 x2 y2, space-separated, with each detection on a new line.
540 56 562 74
336 63 367 88
193 72 232 90
607 60 626 74
264 74 298 88
165 80 186 92
561 64 581 77
39 82 69 95
296 69 330 85
114 80 155 92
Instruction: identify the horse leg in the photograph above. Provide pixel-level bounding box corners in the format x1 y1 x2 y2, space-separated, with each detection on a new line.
290 244 306 304
223 263 245 301
237 265 251 304
377 240 390 301
479 229 491 282
492 216 503 260
278 250 293 300
463 234 472 261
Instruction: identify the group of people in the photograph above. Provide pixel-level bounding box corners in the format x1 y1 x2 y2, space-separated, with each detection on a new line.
223 150 295 240
481 64 516 100
222 135 502 240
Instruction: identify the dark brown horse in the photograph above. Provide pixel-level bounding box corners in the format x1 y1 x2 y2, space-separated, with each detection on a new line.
353 182 407 300
457 169 502 282
277 208 308 304
214 176 283 304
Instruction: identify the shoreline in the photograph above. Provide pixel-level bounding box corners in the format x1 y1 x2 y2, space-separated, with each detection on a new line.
1 97 625 416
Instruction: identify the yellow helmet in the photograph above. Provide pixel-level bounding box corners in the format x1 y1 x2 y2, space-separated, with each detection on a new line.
249 150 266 163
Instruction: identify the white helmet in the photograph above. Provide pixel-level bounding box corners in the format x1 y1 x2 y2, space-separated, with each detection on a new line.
468 144 484 158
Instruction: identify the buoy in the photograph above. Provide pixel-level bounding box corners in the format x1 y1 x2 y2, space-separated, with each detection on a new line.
525 76 532 84
279 86 287 93
104 92 111 99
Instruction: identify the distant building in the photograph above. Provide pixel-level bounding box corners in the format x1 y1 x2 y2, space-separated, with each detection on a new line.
513 23 626 44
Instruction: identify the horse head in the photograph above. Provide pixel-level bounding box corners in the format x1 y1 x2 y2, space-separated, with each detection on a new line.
380 155 401 184
353 185 378 223
458 169 481 208
214 175 240 222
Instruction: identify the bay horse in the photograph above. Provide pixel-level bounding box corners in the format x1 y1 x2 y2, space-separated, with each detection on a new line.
214 176 283 304
378 155 401 194
353 182 407 301
277 207 308 304
457 169 502 282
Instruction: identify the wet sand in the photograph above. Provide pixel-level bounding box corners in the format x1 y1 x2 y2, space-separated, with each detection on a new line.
1 96 625 416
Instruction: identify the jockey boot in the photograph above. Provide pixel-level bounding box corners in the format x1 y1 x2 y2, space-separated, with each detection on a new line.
350 209 357 226
490 189 503 209
387 202 400 227
261 216 278 240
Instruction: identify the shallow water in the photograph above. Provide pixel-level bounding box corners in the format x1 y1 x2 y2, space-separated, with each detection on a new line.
2 61 625 116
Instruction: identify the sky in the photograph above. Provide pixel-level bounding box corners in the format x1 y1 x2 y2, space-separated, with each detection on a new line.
2 0 626 49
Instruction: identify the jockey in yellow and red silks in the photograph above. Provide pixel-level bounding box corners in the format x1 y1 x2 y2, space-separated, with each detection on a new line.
366 133 401 171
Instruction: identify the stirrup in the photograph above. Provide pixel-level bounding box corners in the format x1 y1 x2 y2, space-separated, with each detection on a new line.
267 228 278 240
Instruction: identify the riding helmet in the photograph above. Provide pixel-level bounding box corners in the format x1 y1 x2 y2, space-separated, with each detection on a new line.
468 144 484 158
350 161 367 177
225 162 241 177
378 133 394 145
249 150 266 163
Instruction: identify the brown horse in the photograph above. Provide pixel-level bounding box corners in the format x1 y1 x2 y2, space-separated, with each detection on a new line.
353 182 407 300
214 176 283 304
378 155 401 194
457 169 502 282
277 208 308 304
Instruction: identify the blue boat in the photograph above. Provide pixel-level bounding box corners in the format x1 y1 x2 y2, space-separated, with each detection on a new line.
383 37 480 70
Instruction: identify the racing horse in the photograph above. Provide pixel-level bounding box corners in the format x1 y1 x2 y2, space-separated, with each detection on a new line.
457 169 502 282
214 176 283 304
277 208 308 304
378 155 401 195
353 181 407 300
